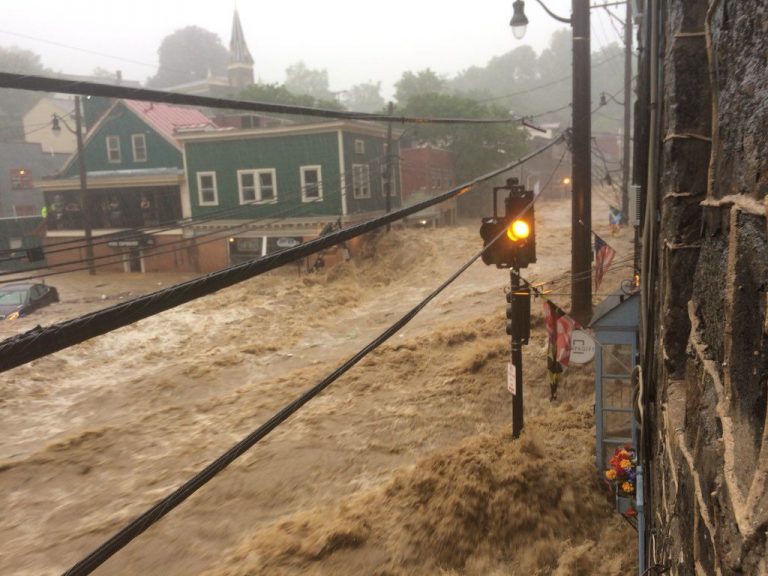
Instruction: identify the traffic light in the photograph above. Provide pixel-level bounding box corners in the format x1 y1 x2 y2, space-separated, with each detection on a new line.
505 287 531 343
479 183 536 269
504 188 536 269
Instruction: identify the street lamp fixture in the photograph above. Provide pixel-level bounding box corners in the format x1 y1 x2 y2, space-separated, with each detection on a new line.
509 1 529 39
510 0 593 324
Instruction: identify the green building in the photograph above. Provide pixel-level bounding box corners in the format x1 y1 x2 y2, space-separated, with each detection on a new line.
178 121 401 264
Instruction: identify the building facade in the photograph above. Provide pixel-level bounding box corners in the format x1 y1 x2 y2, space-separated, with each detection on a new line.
179 121 401 268
38 99 216 274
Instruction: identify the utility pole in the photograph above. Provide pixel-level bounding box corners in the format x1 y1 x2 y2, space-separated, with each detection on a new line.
571 0 592 324
74 96 96 275
384 101 394 231
509 269 530 438
621 0 633 224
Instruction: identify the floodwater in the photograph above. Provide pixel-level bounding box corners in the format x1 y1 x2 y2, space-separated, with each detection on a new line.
0 196 637 575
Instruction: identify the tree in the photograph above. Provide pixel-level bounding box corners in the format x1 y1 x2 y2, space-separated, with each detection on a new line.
394 69 446 104
284 62 335 101
0 46 47 140
238 82 344 124
148 26 229 88
344 82 386 113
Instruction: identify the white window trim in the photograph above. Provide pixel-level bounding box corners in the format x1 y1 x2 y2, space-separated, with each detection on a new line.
354 139 365 154
300 165 323 203
197 171 219 206
131 134 147 162
106 135 121 163
237 169 278 205
352 163 371 199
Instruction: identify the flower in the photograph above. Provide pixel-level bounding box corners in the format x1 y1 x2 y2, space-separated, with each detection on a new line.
604 446 639 516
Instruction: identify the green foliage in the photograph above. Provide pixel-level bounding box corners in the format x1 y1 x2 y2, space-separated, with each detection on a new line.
238 82 344 125
0 45 47 140
148 26 229 88
345 82 386 114
394 69 446 104
448 30 629 133
399 93 527 184
284 62 335 102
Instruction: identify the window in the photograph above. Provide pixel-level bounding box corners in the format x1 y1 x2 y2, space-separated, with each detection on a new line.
259 170 277 202
300 166 323 202
352 164 371 199
106 136 121 163
430 168 442 189
131 134 147 162
197 172 218 206
238 169 277 204
354 139 365 154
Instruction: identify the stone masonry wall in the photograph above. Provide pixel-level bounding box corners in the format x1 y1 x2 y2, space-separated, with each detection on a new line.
651 1 768 574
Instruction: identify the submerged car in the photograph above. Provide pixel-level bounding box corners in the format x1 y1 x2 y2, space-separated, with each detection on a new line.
0 283 59 320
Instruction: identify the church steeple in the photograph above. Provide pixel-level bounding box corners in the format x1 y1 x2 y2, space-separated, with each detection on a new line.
228 9 254 90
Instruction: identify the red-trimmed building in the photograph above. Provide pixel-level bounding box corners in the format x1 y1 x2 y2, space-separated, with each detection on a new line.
400 144 457 226
39 99 217 273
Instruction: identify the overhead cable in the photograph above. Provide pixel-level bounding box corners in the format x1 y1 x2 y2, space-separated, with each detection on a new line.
61 152 557 575
0 72 514 125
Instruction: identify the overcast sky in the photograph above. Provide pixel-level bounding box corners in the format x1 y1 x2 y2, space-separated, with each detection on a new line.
0 1 627 97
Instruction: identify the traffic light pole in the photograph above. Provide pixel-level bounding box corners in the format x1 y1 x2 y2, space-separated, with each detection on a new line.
510 268 524 438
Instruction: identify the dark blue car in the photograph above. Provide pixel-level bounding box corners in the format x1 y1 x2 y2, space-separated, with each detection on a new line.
0 283 59 320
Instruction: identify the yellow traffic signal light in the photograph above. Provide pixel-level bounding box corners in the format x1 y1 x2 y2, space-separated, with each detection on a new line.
507 219 530 242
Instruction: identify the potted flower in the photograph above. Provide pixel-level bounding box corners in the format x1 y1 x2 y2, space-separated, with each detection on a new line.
605 445 638 517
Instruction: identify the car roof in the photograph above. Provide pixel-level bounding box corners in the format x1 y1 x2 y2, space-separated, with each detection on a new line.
0 283 40 290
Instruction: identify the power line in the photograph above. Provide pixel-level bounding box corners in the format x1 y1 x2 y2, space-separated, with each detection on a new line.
61 140 560 576
0 135 565 374
477 52 624 104
0 72 516 125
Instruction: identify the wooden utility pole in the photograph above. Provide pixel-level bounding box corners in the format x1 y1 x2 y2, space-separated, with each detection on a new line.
74 96 96 275
621 0 633 224
384 101 394 231
571 0 592 324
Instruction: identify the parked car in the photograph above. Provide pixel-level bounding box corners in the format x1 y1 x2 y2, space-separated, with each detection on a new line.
0 283 59 320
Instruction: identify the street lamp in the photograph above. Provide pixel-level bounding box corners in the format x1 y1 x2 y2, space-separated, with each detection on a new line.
52 95 95 275
510 0 593 324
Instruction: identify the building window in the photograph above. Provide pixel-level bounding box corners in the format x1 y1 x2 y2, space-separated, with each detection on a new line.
131 134 147 162
352 164 371 199
197 171 218 206
354 139 365 154
238 169 278 204
430 168 442 189
106 136 121 163
300 166 323 202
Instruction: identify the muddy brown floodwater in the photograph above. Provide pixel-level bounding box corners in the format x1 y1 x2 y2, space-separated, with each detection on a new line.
0 196 637 575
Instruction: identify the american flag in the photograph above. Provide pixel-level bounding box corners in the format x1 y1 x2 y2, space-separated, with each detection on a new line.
594 233 617 291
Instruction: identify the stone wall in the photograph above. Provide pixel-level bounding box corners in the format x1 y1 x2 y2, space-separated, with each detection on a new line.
650 0 768 573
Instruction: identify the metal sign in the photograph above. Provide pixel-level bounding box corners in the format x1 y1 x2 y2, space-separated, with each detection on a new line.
276 237 300 248
569 329 596 364
507 362 516 395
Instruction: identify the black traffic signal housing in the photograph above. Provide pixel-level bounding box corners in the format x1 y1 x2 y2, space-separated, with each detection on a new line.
504 187 536 269
479 180 536 269
506 287 531 343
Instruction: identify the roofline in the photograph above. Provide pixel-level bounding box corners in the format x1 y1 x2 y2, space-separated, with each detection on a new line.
177 120 400 143
57 98 123 176
122 101 186 152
